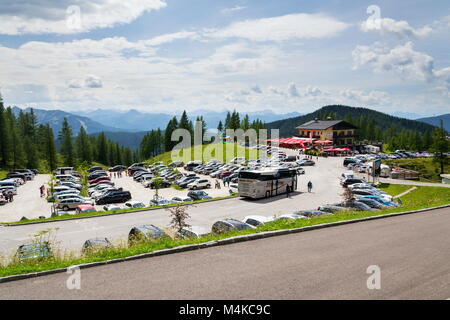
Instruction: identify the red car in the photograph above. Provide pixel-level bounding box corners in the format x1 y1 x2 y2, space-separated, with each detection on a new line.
219 171 232 179
89 176 111 184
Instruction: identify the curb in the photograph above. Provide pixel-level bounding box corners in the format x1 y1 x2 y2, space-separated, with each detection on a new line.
1 196 238 227
0 204 449 284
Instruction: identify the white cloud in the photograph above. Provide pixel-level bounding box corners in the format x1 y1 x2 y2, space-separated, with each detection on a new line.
287 83 299 97
0 0 167 35
144 31 199 46
360 18 433 39
84 75 103 88
352 42 435 82
208 13 349 42
221 6 246 14
340 89 389 105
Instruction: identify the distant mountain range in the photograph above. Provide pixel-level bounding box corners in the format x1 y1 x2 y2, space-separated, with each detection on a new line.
416 114 450 131
77 108 303 132
266 105 437 137
12 106 130 135
11 105 448 150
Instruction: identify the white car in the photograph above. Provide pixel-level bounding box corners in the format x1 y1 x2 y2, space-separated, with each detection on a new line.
91 187 116 198
243 215 275 227
276 213 307 221
0 186 17 195
171 196 193 204
103 204 121 211
56 194 92 203
125 201 146 209
187 179 211 190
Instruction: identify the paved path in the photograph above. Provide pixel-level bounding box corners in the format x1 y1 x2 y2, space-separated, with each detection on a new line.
0 157 345 255
1 207 449 300
0 175 53 223
378 177 450 188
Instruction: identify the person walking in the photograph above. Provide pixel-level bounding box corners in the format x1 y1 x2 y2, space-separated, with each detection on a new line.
286 185 291 198
307 181 313 193
8 191 13 202
39 185 44 197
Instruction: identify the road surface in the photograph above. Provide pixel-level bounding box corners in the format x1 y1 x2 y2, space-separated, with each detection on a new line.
1 207 449 299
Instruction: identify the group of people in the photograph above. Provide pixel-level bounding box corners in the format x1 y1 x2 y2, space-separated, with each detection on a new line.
285 181 313 198
109 171 125 179
1 190 14 202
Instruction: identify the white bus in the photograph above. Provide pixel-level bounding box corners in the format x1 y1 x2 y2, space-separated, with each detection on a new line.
238 168 298 199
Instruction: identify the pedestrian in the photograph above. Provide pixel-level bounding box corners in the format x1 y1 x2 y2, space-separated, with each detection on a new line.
8 191 13 202
307 181 313 193
39 185 44 197
286 185 290 198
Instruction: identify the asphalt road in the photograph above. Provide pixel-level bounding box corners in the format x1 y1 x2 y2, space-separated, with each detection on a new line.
0 157 344 255
1 207 449 300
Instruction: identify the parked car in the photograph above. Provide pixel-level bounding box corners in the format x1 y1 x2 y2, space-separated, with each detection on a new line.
242 215 274 227
108 165 127 172
57 198 93 211
89 176 111 185
169 161 184 168
357 198 390 209
297 210 331 217
360 195 398 206
88 166 103 173
59 181 82 190
211 219 255 234
76 205 97 214
276 213 307 221
148 179 171 189
177 226 209 239
150 198 171 206
341 178 366 187
187 179 211 190
125 201 146 209
95 190 132 205
128 225 167 244
340 201 377 211
318 205 349 213
16 242 52 262
177 176 200 187
82 238 113 254
297 159 315 166
187 190 212 201
170 196 193 204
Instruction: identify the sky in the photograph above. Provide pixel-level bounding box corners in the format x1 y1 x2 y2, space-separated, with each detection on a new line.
0 0 449 118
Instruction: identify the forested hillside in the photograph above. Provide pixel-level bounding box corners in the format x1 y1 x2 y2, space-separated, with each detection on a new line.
266 105 437 151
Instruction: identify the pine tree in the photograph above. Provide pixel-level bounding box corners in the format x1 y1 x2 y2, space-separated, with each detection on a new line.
75 126 92 164
58 117 75 167
430 120 449 174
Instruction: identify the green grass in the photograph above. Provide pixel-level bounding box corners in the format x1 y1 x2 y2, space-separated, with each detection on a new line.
146 143 260 166
383 158 449 182
0 184 449 278
0 170 7 180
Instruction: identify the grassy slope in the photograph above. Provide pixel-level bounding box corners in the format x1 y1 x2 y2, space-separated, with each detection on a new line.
383 158 448 182
1 184 449 277
0 170 7 180
146 143 260 165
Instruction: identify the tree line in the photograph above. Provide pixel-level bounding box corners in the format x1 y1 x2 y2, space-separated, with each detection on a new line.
140 110 267 159
0 94 137 172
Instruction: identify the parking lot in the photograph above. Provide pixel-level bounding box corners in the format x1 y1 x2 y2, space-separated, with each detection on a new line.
0 156 349 254
0 174 53 223
109 169 233 207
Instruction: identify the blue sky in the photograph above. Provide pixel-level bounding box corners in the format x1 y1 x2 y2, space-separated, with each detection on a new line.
0 0 449 118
